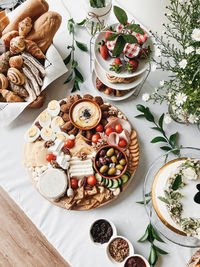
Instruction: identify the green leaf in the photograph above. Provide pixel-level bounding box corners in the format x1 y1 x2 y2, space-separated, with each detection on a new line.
106 33 119 41
160 146 172 151
72 60 78 69
159 113 164 129
145 191 152 197
154 245 168 255
113 5 128 25
112 35 126 57
144 108 155 122
147 224 155 243
169 132 178 148
151 136 167 143
158 196 170 204
136 199 151 205
127 24 144 35
172 174 182 191
123 34 138 44
63 53 71 65
74 67 84 83
71 80 80 93
136 104 146 113
67 18 75 34
90 0 105 8
77 19 86 26
148 245 158 266
64 72 73 84
76 41 88 52
138 227 149 242
135 114 145 118
151 227 165 243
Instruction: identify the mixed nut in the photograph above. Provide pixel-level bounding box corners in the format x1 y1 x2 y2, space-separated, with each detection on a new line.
109 237 130 263
95 146 127 178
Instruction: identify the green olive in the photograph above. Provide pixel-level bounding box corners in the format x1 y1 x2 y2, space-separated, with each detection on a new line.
100 165 108 173
116 164 124 171
119 159 126 165
106 148 114 157
115 149 118 155
108 167 116 176
111 155 117 163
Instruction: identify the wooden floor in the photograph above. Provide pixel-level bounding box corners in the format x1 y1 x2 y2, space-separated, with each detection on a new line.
0 187 70 267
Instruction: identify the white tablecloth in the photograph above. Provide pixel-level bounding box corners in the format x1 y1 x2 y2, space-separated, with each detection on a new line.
0 0 199 266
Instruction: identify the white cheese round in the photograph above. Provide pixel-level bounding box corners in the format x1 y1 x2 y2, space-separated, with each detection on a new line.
38 169 67 200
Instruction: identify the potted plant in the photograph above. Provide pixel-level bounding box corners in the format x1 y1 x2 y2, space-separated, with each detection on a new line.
143 0 200 126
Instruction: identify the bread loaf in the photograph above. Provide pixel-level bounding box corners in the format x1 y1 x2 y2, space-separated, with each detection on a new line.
2 0 49 35
27 11 62 53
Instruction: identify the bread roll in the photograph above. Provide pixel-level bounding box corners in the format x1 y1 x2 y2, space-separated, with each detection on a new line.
27 89 46 108
2 0 49 35
27 11 62 53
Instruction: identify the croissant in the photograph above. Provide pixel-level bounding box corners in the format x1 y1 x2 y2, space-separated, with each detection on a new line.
25 39 45 59
1 30 19 47
0 51 11 73
19 17 32 37
0 89 24 102
0 73 8 89
9 55 23 69
10 36 25 54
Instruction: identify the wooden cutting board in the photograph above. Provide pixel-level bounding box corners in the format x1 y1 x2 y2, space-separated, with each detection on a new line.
0 186 70 267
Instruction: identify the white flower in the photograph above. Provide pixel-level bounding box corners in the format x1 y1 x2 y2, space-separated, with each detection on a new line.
142 93 150 102
175 93 187 106
179 59 187 69
168 92 172 99
160 80 165 86
167 12 172 16
192 28 200 41
185 46 194 54
151 63 157 72
196 48 200 55
164 115 172 124
188 114 198 124
182 167 198 181
155 48 161 57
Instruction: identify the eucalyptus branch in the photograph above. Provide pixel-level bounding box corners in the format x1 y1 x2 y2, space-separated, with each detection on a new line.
63 18 88 92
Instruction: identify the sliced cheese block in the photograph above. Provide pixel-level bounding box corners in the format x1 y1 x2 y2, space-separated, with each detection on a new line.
38 169 67 199
69 157 94 178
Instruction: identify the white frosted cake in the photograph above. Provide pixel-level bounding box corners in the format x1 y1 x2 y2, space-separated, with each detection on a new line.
152 158 200 238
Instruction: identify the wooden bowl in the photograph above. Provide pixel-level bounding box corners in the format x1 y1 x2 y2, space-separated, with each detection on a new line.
94 145 128 180
69 98 102 130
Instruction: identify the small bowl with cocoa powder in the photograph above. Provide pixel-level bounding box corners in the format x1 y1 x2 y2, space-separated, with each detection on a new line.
106 236 134 265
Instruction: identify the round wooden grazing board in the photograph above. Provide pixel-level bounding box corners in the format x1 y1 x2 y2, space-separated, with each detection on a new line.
25 95 139 211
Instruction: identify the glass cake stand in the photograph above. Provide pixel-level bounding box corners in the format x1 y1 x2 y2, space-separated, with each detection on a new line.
143 147 200 248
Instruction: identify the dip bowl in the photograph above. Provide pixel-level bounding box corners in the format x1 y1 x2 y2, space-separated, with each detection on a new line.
69 98 102 130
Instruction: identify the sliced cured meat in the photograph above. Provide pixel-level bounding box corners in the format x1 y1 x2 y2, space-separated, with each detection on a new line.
107 132 120 146
105 118 132 134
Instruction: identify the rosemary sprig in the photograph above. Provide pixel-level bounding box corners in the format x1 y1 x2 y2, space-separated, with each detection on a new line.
135 104 181 155
138 223 168 266
63 18 88 92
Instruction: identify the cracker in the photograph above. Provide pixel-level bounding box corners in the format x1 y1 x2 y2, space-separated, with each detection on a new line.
130 138 138 146
130 130 137 140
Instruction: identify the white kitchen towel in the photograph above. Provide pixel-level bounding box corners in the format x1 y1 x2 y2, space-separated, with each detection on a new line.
0 44 68 126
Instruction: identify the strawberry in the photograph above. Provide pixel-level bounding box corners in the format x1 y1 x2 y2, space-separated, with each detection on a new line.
99 40 109 60
109 58 122 73
126 59 139 73
105 27 114 42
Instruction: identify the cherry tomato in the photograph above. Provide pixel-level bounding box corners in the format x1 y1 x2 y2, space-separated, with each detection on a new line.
114 124 123 133
71 178 78 189
46 153 56 162
95 124 104 132
87 175 97 186
92 133 101 143
64 139 75 148
118 138 127 148
105 127 114 136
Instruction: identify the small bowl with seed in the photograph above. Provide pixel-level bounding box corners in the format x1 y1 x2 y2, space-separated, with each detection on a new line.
94 145 128 179
106 236 134 265
89 218 117 247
